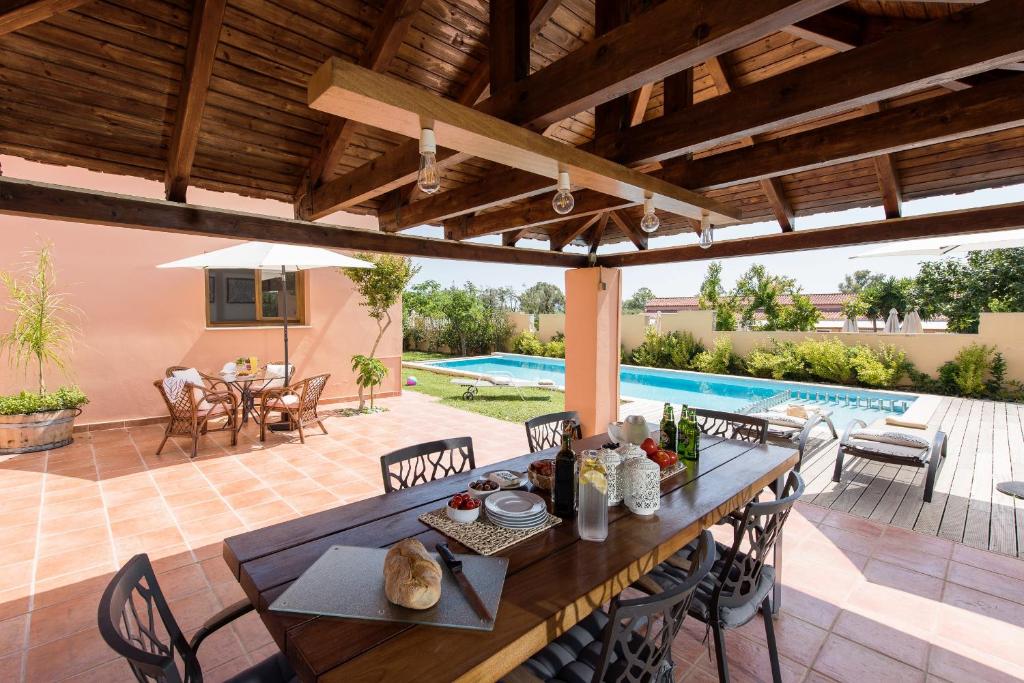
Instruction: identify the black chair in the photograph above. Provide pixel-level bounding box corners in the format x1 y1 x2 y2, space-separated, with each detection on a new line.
632 472 806 683
98 553 295 682
379 437 476 493
506 530 716 683
694 408 768 444
525 411 581 453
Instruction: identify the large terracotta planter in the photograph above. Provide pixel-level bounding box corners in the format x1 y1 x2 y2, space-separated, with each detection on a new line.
0 409 80 455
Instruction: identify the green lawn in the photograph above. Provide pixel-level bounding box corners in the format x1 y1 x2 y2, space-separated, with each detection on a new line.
402 351 454 362
401 366 563 424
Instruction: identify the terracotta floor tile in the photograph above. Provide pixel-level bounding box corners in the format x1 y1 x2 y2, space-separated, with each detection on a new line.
173 499 235 524
845 581 939 638
39 509 107 536
0 613 28 657
38 525 110 559
63 656 136 682
162 486 220 509
166 589 222 632
0 652 23 682
950 543 1024 582
30 569 113 612
928 636 1024 683
104 497 168 523
0 589 30 622
733 611 828 667
27 591 99 647
862 558 945 600
1 541 37 567
938 584 1024 667
235 500 296 527
178 513 245 545
35 542 115 583
213 478 265 499
109 512 176 537
946 561 1024 605
223 487 282 510
831 609 929 670
814 524 879 557
154 562 209 598
112 526 186 557
0 561 35 591
24 626 118 683
813 633 925 683
820 510 886 538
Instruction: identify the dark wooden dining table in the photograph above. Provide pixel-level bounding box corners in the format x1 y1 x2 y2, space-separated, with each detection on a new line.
223 432 798 682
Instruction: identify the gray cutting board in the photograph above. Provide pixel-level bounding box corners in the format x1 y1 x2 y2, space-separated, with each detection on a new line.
269 545 508 631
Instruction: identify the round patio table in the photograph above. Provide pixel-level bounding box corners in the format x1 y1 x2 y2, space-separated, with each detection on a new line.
218 372 277 424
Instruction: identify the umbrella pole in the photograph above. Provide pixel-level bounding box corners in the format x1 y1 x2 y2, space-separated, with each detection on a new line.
270 265 292 432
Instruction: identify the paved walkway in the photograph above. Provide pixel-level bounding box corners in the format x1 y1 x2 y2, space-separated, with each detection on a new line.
0 392 1020 681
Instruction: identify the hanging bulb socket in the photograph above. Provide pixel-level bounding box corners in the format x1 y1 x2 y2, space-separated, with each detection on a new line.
552 171 574 215
417 128 440 195
698 211 713 249
640 194 659 233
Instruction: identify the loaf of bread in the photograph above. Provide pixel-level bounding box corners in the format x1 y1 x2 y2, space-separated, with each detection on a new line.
383 538 442 610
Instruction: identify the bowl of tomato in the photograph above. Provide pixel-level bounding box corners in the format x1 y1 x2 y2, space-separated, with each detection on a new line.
527 458 555 491
446 493 481 523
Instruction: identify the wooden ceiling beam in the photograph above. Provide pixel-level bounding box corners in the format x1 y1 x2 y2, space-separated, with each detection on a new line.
445 191 636 240
298 0 424 198
759 177 795 232
608 210 648 251
628 84 654 127
598 202 1024 267
549 213 603 252
311 0 846 218
308 60 737 223
502 227 530 247
489 0 531 96
873 153 903 219
592 0 1024 166
588 213 609 255
0 178 587 268
0 0 91 36
164 0 226 202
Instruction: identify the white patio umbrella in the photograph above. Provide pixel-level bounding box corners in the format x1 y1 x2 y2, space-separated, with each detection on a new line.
901 309 924 334
158 242 373 384
841 317 859 333
881 308 901 334
850 228 1024 259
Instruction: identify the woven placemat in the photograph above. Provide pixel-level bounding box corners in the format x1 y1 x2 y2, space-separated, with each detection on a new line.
419 508 561 556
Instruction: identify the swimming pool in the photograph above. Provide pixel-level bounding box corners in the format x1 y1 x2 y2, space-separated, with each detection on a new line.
422 353 916 429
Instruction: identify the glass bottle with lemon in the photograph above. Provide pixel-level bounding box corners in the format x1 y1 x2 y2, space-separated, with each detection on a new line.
577 450 608 541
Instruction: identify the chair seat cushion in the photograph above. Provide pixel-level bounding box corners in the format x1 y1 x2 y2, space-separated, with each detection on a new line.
633 540 774 629
846 439 928 463
224 650 297 683
264 394 300 409
506 610 610 683
749 412 806 429
850 427 931 449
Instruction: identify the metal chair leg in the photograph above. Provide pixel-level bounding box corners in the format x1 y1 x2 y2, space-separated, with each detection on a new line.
712 621 729 683
761 596 782 683
772 537 783 617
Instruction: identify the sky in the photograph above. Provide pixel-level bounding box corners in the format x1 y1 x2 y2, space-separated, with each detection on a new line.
405 184 1024 299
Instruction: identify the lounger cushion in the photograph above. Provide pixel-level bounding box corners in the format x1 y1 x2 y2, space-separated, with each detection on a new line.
851 428 930 449
749 412 806 429
846 439 928 463
885 415 929 430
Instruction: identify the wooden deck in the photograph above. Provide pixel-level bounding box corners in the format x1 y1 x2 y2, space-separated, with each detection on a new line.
799 397 1024 559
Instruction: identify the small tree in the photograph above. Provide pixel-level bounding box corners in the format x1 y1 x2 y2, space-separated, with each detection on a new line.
350 355 388 410
519 282 564 314
622 287 656 314
342 254 418 410
1 244 78 394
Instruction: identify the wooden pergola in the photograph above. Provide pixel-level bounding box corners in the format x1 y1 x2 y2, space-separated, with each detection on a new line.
1 0 1024 265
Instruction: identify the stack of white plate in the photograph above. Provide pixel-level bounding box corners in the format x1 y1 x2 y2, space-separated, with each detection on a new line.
484 491 548 529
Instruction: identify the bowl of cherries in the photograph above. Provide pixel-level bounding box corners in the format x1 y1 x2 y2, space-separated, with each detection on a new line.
446 493 481 523
468 478 499 501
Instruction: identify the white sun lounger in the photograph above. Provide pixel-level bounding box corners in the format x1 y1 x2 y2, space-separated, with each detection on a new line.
450 372 556 400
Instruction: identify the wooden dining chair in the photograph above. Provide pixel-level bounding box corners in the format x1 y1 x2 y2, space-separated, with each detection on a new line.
379 437 476 493
98 553 297 682
258 373 330 443
505 530 715 683
631 472 806 683
524 411 581 453
153 379 238 458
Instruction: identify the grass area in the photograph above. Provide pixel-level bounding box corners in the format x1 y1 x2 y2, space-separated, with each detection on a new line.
402 351 454 362
401 366 563 424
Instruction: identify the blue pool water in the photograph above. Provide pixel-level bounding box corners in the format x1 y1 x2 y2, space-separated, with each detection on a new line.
425 353 915 429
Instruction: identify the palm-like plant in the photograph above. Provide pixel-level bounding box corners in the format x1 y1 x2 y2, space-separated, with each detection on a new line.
0 244 78 394
351 355 388 411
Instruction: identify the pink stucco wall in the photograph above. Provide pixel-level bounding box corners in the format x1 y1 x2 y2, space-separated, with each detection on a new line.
0 157 401 427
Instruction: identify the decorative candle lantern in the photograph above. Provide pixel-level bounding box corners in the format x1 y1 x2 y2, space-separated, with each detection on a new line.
599 447 622 506
621 451 661 516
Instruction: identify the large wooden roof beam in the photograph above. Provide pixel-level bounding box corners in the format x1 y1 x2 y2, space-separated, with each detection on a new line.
608 210 648 251
759 178 795 232
0 0 91 36
164 0 226 202
598 202 1024 267
549 213 603 252
310 0 847 218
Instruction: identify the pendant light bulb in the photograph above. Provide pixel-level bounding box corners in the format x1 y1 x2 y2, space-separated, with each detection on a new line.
698 212 713 249
640 194 660 233
552 171 574 215
417 128 440 195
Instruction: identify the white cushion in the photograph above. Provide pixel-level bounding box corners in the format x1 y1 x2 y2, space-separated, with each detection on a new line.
172 368 205 403
162 377 187 402
749 412 806 429
847 439 928 462
264 364 292 390
266 394 300 409
885 416 929 430
850 428 930 449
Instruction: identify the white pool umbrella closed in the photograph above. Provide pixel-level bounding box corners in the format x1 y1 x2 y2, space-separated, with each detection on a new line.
841 317 859 333
901 310 924 334
881 308 901 334
158 242 373 384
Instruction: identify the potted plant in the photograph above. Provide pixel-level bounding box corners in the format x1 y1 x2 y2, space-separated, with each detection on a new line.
0 244 88 454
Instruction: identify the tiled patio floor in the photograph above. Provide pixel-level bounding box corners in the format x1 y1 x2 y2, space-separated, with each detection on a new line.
0 391 1021 682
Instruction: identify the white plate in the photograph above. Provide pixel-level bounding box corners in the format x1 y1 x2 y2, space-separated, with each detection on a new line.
485 491 545 517
489 515 549 529
484 470 528 490
486 510 548 525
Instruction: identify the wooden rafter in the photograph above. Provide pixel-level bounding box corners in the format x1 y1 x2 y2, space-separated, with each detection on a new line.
0 178 587 268
0 0 91 36
308 60 737 223
588 213 609 255
600 202 1024 267
299 0 423 196
311 0 846 218
164 0 226 202
628 84 654 127
549 213 603 252
502 227 530 247
608 210 648 251
759 177 795 232
444 192 635 240
873 153 903 219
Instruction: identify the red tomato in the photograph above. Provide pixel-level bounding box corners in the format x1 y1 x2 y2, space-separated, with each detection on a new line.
640 438 659 456
648 450 673 470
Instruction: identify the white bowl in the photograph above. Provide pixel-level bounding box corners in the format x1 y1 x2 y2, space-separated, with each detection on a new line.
446 504 480 524
467 481 499 500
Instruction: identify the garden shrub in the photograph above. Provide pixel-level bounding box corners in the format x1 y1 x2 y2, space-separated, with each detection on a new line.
692 338 734 375
797 338 854 385
0 386 88 415
512 331 544 356
630 328 704 370
543 340 566 358
951 343 993 397
848 346 895 388
745 348 787 379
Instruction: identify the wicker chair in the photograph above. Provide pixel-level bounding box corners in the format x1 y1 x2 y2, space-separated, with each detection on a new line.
250 360 295 400
165 365 231 393
524 411 582 453
258 373 330 443
153 379 238 458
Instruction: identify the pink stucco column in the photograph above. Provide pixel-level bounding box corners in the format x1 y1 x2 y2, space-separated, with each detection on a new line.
564 267 622 437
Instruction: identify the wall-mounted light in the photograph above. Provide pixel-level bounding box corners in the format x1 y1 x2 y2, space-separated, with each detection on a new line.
417 128 440 195
640 193 660 233
552 171 574 215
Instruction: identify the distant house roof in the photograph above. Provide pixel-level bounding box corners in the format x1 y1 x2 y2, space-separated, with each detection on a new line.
645 293 856 313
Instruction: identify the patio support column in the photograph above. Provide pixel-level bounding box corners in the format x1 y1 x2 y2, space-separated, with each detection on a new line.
564 266 621 437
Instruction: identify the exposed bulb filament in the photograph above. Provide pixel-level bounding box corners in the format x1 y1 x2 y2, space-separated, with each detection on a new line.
552 171 574 215
417 128 441 195
640 194 659 233
698 212 713 249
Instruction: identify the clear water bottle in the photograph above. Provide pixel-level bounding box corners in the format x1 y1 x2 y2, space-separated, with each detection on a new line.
577 450 608 542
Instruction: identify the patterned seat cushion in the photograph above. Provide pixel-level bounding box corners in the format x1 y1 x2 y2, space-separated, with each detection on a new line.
850 427 930 449
508 610 609 683
264 394 300 409
633 539 774 629
846 439 928 463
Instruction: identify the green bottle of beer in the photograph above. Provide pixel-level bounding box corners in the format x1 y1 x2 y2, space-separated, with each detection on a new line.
676 404 691 458
688 408 700 461
660 403 677 451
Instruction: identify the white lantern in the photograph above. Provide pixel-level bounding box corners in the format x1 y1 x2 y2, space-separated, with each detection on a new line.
621 450 661 516
599 447 623 506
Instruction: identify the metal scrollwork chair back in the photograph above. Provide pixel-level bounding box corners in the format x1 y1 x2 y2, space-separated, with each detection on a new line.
524 411 581 453
694 408 768 444
380 437 476 493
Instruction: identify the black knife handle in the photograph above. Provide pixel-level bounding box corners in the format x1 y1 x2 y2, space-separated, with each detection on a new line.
435 543 462 571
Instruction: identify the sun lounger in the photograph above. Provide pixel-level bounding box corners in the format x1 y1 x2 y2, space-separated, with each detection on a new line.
450 372 556 400
745 405 838 462
833 419 947 502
